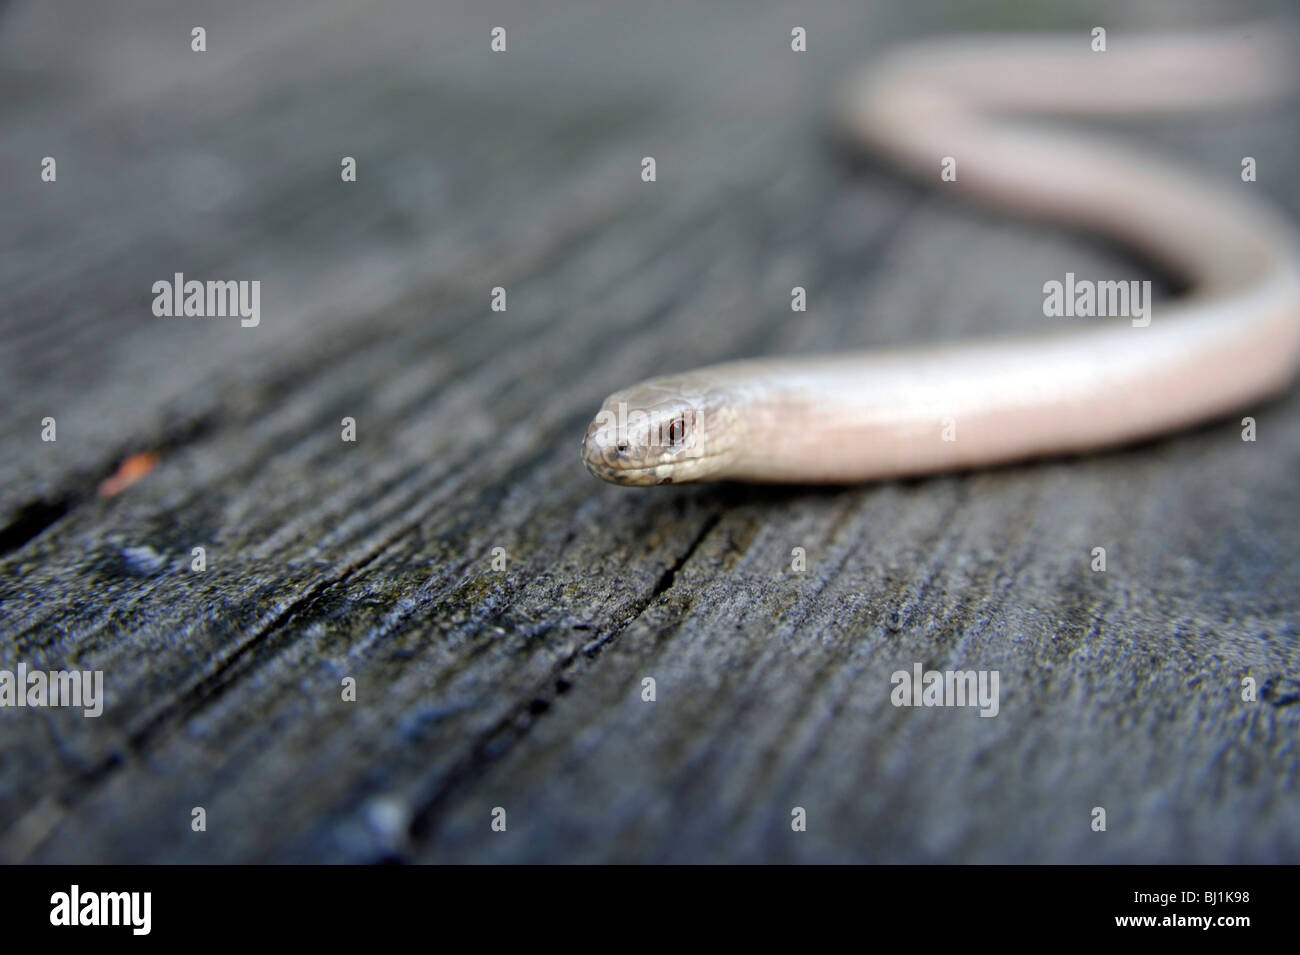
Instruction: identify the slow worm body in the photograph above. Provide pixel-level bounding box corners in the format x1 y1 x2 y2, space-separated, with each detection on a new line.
581 28 1300 485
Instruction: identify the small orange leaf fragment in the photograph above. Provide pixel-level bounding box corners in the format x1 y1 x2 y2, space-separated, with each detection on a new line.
98 451 160 497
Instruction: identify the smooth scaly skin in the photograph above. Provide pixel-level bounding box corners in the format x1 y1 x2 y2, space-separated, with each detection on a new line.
581 27 1300 485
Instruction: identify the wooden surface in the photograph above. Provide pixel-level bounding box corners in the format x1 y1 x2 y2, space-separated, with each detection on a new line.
1 0 1298 863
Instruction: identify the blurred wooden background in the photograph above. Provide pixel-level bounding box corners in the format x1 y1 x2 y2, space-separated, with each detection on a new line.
1 0 1297 862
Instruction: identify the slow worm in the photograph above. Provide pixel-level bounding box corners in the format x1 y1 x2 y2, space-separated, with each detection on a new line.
581 27 1300 485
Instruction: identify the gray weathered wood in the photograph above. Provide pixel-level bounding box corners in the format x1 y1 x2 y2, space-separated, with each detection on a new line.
0 0 1297 863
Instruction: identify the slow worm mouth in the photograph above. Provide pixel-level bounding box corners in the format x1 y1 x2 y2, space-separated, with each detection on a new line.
584 462 672 486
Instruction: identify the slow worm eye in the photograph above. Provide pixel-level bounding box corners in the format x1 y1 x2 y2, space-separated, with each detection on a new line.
668 419 686 445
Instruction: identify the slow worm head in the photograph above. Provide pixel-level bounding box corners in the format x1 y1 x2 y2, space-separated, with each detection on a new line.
580 377 744 485
582 25 1300 486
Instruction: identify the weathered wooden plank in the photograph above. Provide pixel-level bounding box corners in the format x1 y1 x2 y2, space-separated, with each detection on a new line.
1 0 1298 863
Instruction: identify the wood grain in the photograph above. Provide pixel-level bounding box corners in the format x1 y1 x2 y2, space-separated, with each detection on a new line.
0 0 1296 863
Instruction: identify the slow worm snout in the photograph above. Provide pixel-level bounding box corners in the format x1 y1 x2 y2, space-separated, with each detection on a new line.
581 26 1300 485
